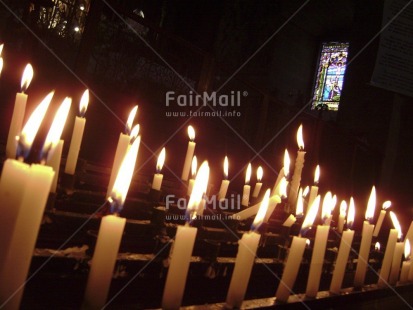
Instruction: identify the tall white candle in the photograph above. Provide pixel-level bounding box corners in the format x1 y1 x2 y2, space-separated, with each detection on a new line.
354 186 376 288
181 125 196 181
152 147 165 191
252 166 263 198
241 163 252 206
226 189 270 309
65 89 89 175
377 229 398 287
218 156 230 201
373 201 391 237
272 149 289 196
288 125 305 207
399 240 410 283
6 64 33 159
162 161 209 309
389 242 404 285
307 165 320 210
187 156 197 196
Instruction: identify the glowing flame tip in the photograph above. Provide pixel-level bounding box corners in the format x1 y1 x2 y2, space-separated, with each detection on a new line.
257 166 263 182
188 125 195 141
21 63 34 92
245 163 252 184
125 105 138 134
365 186 376 221
156 147 166 172
383 200 391 210
79 89 89 116
251 189 270 231
389 211 402 239
223 156 229 179
297 124 304 150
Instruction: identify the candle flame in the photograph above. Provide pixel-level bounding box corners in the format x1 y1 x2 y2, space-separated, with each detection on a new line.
21 63 33 93
306 239 311 247
302 186 309 198
405 239 411 259
79 89 89 117
188 125 195 141
297 124 304 150
186 161 209 220
322 191 333 220
279 177 288 198
340 200 347 216
129 124 140 143
301 195 320 232
347 197 355 229
257 166 263 182
365 186 376 222
314 165 320 184
389 211 402 240
109 136 141 213
283 149 290 177
245 163 252 184
375 242 380 252
296 188 304 216
331 194 337 212
17 91 54 158
191 155 197 178
156 147 166 172
125 105 138 135
0 43 3 55
251 188 270 232
42 97 71 156
383 200 391 210
224 156 229 179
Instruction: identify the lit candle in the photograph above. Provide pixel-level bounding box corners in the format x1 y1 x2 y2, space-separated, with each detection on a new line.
162 161 209 310
152 147 166 191
106 105 138 198
373 201 391 237
337 200 347 233
6 64 33 159
42 97 71 193
377 229 398 287
276 195 320 302
330 201 355 294
354 186 376 288
307 165 320 210
399 239 411 283
272 149 289 196
252 166 263 198
64 89 89 175
83 136 140 309
288 124 305 207
226 189 270 309
217 156 230 201
241 163 252 206
187 155 197 196
181 125 196 181
388 211 404 285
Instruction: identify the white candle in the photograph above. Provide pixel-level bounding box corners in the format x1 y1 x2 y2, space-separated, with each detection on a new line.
226 189 270 309
337 200 347 233
0 164 54 309
186 156 197 196
64 89 89 175
181 125 196 181
46 140 64 193
6 64 33 159
389 242 404 285
252 166 263 198
305 225 330 298
354 186 376 288
162 161 209 309
288 125 305 207
82 215 126 309
399 240 410 283
283 214 296 227
272 150 290 196
307 165 320 210
241 163 252 206
377 229 398 287
152 147 165 191
373 201 391 237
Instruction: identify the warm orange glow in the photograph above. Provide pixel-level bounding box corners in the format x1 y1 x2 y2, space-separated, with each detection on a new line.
302 186 309 197
405 239 411 259
130 124 140 142
279 177 288 197
0 43 3 55
126 105 138 134
365 186 376 221
296 188 304 216
322 191 333 219
19 91 54 152
110 136 141 210
389 211 402 239
301 195 320 231
283 149 290 177
383 200 391 210
191 156 197 178
0 58 3 76
21 63 33 93
223 156 229 179
252 188 270 231
79 89 89 117
43 97 71 154
375 242 380 251
188 125 195 141
186 161 209 220
297 124 304 150
257 166 263 182
245 163 252 184
347 197 355 228
156 147 166 172
340 200 347 216
314 165 320 184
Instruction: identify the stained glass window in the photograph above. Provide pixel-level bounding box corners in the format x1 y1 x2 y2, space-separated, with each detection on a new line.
311 42 349 111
